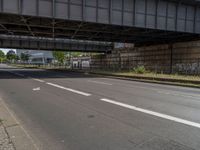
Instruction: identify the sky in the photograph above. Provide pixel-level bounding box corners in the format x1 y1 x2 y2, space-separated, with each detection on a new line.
0 48 16 54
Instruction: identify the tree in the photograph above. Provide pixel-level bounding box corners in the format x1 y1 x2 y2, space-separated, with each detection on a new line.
0 50 5 58
20 53 30 62
53 51 65 65
6 50 17 62
70 52 82 57
0 50 5 63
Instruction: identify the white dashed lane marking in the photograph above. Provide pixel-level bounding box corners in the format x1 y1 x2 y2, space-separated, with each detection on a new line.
87 80 113 85
7 70 200 100
100 98 200 129
5 69 200 129
32 87 41 91
46 82 91 96
33 78 45 83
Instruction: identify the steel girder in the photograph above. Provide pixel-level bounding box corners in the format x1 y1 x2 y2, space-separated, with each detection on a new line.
0 35 113 52
0 0 199 45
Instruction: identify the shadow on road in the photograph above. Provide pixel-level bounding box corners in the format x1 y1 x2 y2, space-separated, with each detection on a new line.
0 68 96 79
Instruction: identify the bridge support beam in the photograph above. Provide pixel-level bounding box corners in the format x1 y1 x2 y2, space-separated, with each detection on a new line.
0 35 112 52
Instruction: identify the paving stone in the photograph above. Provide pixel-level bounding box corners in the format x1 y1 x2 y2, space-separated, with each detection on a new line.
0 125 15 150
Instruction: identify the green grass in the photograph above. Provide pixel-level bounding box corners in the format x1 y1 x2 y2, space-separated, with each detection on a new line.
89 69 200 82
133 66 147 74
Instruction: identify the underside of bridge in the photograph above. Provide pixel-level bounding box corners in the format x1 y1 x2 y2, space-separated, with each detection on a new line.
0 34 112 52
0 13 199 46
0 0 199 47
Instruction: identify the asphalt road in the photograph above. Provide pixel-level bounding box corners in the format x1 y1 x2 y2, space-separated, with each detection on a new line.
0 64 200 150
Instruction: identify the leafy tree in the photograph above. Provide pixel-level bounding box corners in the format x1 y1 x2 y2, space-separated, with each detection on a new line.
71 52 82 57
20 53 30 62
6 50 17 62
0 50 5 58
53 51 65 64
0 50 5 63
16 55 20 61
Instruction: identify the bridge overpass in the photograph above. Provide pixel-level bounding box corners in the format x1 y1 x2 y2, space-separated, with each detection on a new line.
0 35 112 52
0 0 199 45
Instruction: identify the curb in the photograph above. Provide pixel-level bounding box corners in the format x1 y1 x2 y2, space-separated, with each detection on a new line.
0 98 38 150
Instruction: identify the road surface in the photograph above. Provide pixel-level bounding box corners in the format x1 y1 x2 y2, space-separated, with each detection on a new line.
0 64 200 150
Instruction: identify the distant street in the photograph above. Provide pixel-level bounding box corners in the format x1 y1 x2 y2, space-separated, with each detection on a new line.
0 64 200 150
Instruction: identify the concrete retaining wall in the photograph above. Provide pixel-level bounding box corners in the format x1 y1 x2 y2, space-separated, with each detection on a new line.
91 40 200 75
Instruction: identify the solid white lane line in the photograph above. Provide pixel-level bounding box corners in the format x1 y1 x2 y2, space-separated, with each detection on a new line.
33 78 45 83
100 98 200 129
46 82 91 96
87 80 113 85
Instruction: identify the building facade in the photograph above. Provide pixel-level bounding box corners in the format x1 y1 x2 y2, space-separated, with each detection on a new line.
16 50 53 64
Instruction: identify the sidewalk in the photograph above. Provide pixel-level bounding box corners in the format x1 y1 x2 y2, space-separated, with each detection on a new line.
0 122 15 150
0 98 38 150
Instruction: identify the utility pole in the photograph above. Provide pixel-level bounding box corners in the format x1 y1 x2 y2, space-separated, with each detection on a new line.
169 43 173 74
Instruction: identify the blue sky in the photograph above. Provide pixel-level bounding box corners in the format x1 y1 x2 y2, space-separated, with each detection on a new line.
1 48 16 54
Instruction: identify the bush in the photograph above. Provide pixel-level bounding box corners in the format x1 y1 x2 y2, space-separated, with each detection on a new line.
133 66 146 74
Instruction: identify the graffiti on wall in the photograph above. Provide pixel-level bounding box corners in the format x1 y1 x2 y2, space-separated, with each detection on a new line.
175 62 200 74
